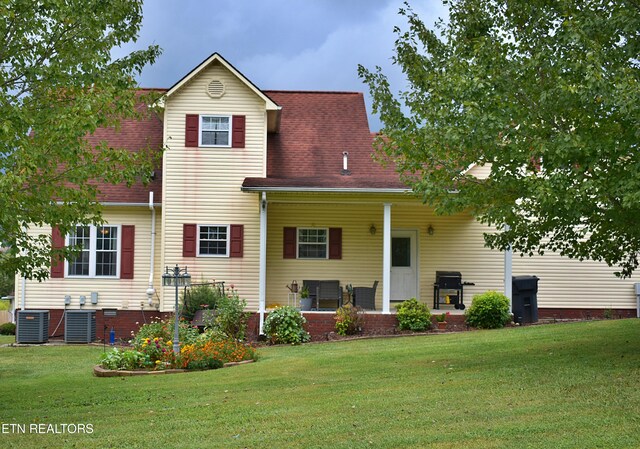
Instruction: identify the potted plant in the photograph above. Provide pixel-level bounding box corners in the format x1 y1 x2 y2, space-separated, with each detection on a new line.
299 285 312 311
436 312 449 330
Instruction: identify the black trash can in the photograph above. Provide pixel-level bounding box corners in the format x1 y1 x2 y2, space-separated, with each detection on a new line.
512 276 539 324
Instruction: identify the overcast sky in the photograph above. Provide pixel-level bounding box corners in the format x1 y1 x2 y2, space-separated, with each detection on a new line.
122 0 448 131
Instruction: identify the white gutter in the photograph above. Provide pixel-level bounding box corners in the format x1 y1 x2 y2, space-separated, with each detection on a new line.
241 186 410 194
55 201 162 207
146 192 157 304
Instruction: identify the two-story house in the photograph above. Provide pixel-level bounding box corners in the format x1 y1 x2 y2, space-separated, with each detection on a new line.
16 53 639 340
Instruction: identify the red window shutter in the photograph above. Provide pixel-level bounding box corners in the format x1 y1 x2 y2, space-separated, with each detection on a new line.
329 228 342 260
183 224 197 257
120 225 135 279
283 227 297 259
185 114 199 147
230 225 244 258
51 226 65 278
232 115 245 148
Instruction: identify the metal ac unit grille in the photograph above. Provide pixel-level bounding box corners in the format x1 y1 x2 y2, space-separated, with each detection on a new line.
65 310 96 343
16 310 49 344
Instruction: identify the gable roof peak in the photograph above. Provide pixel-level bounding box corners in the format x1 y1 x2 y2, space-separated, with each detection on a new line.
165 52 280 111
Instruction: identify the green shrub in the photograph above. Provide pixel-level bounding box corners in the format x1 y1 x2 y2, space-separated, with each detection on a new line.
334 305 366 336
0 322 16 335
202 287 250 341
131 316 200 348
181 282 225 320
263 306 310 345
396 298 432 331
465 291 511 329
99 348 145 370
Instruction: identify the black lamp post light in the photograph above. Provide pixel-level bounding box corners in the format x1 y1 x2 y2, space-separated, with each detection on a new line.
162 264 191 354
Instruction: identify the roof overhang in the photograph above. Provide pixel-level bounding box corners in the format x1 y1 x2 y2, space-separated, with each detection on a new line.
241 186 410 194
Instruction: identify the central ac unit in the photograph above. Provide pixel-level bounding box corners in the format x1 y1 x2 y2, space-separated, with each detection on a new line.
65 310 96 343
16 310 49 344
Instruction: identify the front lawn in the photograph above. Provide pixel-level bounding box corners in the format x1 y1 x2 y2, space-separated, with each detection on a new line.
1 320 639 448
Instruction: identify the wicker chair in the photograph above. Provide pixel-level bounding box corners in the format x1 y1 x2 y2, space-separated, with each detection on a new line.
316 280 343 310
353 280 378 310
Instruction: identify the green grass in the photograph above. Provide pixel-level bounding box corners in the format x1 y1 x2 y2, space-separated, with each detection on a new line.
1 320 639 448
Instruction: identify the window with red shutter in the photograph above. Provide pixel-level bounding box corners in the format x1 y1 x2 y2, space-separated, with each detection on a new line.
232 115 245 148
183 224 197 257
51 226 65 278
120 225 135 279
283 227 297 259
329 228 342 260
230 225 244 257
185 114 199 147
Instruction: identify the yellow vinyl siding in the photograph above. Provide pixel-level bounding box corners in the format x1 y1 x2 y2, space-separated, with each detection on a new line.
512 253 637 309
161 60 265 310
16 207 163 311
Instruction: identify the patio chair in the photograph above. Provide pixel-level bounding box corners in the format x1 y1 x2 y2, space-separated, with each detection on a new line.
315 280 343 310
353 280 378 310
302 280 320 309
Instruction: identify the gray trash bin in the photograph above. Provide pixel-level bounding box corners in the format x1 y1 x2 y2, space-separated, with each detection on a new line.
512 276 539 324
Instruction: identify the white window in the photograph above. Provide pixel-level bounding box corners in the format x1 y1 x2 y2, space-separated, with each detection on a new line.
200 115 230 147
67 225 120 277
198 225 230 257
298 228 328 259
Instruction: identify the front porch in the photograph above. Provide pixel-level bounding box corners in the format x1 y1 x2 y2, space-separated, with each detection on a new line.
256 192 509 330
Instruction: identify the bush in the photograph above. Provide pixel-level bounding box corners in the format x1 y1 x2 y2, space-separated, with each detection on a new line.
99 348 145 370
0 322 16 335
396 298 432 331
202 287 250 341
465 291 511 329
181 282 226 321
131 316 200 349
263 306 310 345
334 305 366 336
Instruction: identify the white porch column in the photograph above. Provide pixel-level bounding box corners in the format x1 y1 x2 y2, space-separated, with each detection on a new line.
382 203 392 314
258 192 267 334
503 225 513 312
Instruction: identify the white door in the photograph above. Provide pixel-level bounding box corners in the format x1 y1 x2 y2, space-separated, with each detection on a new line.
390 230 418 301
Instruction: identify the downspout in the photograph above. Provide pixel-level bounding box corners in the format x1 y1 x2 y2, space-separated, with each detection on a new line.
503 224 513 313
146 191 157 305
20 276 26 311
258 192 267 334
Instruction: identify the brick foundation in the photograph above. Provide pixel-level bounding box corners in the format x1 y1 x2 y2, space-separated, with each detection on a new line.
17 306 638 343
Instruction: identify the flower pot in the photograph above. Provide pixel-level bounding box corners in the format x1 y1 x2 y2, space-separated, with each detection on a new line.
300 297 312 311
437 321 447 330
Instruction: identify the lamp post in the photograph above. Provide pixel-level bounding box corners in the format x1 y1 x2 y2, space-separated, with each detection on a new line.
162 265 191 354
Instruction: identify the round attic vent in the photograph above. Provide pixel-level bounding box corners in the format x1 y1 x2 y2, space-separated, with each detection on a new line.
207 79 225 98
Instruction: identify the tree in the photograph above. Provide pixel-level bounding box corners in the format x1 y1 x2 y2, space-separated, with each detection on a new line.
359 0 640 277
0 0 161 280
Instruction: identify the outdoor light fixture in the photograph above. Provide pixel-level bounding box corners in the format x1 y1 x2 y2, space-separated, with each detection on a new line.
369 224 377 235
162 265 191 353
428 224 435 236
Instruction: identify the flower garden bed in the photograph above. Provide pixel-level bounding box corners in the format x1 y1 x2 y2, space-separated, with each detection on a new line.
97 316 257 374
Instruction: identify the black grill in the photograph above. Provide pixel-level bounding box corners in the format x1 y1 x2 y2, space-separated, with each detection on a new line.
433 271 473 310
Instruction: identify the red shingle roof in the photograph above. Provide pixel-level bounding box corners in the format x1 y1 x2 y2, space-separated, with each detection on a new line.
242 91 406 190
87 89 164 204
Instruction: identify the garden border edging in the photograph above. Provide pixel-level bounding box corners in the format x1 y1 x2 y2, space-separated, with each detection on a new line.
93 360 255 377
